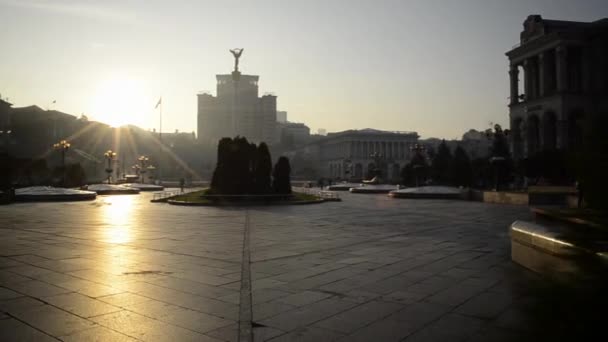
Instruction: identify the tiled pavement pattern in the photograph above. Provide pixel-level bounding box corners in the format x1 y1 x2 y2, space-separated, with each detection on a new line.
0 191 603 341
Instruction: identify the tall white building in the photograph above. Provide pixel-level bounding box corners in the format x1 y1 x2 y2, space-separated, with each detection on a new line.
197 69 277 145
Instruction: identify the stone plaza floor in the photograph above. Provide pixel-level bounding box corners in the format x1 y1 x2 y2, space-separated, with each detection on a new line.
0 191 604 341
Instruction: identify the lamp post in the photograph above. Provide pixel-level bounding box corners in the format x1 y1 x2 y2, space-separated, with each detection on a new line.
132 164 141 182
490 156 506 191
343 158 352 181
137 156 149 183
53 140 70 186
369 152 385 181
104 150 117 184
147 165 156 184
409 143 426 187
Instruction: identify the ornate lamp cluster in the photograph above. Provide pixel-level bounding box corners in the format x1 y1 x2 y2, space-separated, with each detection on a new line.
104 150 117 184
53 140 71 186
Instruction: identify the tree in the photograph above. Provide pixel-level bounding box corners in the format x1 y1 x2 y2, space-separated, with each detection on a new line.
272 156 292 194
485 124 513 190
254 143 272 194
64 163 86 187
401 152 428 186
488 124 510 158
431 140 452 184
452 146 473 186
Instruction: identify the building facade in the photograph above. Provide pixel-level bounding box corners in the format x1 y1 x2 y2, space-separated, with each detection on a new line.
506 15 608 159
300 128 419 181
277 122 311 148
276 110 287 123
197 71 277 145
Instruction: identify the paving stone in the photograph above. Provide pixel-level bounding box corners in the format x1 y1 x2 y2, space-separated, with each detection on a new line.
0 296 46 314
253 301 298 321
402 313 485 341
0 318 58 342
268 326 344 342
43 292 122 318
0 286 23 300
91 310 217 341
9 279 71 298
97 292 153 308
59 325 138 341
455 291 513 319
259 298 358 331
9 304 95 337
314 300 405 333
253 325 285 341
206 323 239 342
277 290 333 307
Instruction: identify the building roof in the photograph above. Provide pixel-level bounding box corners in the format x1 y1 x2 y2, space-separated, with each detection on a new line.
0 99 12 107
327 128 418 137
508 15 608 55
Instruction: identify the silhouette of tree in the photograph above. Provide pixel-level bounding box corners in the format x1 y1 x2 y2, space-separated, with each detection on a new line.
210 137 279 195
254 142 272 194
431 140 452 184
488 124 510 158
401 152 428 186
273 156 292 194
452 146 473 186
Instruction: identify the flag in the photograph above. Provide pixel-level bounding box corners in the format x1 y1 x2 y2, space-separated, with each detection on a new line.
155 97 162 109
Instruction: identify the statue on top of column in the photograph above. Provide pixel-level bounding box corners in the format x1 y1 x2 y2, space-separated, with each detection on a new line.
229 48 244 73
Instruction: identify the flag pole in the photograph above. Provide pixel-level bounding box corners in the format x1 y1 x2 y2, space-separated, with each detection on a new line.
159 97 162 183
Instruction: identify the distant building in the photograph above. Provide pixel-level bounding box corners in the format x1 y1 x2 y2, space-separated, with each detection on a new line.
300 128 418 181
197 71 277 145
277 122 311 148
317 128 327 136
506 15 608 159
276 110 287 123
460 129 492 159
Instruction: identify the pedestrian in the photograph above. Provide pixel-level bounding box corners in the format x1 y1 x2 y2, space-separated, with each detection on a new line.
180 177 185 193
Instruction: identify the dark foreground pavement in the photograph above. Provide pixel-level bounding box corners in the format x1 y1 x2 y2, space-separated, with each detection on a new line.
0 191 604 341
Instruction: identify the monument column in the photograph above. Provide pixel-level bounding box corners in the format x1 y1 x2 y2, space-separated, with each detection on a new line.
556 46 568 92
538 53 546 97
523 59 531 101
509 64 519 105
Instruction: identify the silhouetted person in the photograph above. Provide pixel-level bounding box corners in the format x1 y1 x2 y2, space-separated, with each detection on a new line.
180 178 185 193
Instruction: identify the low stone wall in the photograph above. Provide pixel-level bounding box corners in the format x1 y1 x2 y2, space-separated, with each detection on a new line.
510 220 608 283
470 190 528 205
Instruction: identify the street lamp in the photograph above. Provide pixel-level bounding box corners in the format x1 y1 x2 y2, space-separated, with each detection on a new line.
53 140 70 186
137 156 149 183
147 165 156 184
104 150 117 184
369 152 385 179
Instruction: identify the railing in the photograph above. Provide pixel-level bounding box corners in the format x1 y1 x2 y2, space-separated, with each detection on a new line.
293 187 341 201
152 188 197 201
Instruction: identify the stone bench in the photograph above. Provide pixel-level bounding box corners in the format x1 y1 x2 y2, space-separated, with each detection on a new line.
510 220 608 283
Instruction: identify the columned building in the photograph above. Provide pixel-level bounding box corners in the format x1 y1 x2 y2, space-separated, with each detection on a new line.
307 129 419 181
506 15 608 159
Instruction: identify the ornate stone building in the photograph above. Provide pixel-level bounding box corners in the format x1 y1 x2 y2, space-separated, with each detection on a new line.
300 129 419 181
506 15 608 159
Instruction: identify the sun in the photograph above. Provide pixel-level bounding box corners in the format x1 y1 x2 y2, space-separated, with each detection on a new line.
90 76 152 127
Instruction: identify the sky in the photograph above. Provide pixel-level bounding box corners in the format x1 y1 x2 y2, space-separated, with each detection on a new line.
1 0 607 139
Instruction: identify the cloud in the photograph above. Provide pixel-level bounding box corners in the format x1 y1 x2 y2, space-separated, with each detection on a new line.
0 0 132 22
